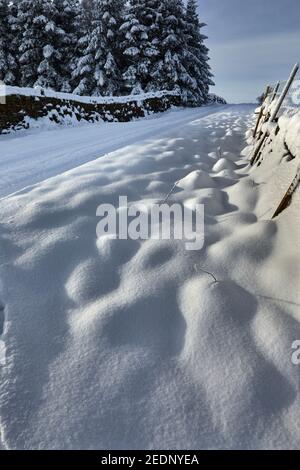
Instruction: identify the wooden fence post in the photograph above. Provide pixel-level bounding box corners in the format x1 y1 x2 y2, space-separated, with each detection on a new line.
270 81 280 103
272 166 300 218
253 106 264 138
251 63 299 166
269 64 299 123
253 85 272 138
264 85 272 101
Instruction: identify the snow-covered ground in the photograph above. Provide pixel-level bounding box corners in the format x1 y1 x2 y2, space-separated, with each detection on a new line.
0 104 300 450
0 106 223 198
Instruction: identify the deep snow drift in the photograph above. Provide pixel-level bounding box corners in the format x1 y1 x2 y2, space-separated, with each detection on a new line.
0 105 300 450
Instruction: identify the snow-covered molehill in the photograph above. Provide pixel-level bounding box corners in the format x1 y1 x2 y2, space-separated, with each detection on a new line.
0 104 300 450
0 86 181 134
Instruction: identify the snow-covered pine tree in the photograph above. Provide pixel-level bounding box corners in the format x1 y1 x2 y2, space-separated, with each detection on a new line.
150 0 195 101
72 0 103 95
52 0 81 92
17 0 79 91
33 0 67 90
120 0 161 94
17 0 56 88
72 0 96 95
7 0 21 85
184 0 214 105
73 0 125 96
95 0 125 95
81 0 95 27
0 0 18 84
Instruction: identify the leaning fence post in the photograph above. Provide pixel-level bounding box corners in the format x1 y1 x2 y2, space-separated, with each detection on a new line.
270 81 280 103
253 85 271 138
264 85 272 101
251 63 299 166
253 106 264 138
269 63 299 122
272 166 300 218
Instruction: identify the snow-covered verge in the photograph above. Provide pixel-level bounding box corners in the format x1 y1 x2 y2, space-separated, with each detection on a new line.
0 86 181 134
246 107 300 219
0 104 300 450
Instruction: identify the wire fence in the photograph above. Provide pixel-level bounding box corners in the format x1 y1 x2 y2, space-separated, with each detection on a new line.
265 78 300 111
252 64 299 162
251 64 300 217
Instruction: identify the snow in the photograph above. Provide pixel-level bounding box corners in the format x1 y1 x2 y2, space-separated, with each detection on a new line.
212 157 237 173
0 84 179 105
246 108 300 221
0 106 222 198
43 44 54 59
1 104 300 450
176 170 217 190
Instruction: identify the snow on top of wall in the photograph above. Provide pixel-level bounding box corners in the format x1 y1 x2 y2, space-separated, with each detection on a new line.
0 85 180 104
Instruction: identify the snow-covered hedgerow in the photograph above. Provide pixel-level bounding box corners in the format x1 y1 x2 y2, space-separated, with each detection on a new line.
0 86 181 133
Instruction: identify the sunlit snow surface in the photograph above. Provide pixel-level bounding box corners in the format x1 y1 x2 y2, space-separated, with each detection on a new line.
0 105 300 449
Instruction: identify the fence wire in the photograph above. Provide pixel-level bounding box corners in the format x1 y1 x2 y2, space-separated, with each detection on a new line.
265 77 300 110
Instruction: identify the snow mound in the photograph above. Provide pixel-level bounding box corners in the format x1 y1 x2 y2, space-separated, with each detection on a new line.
212 158 237 173
208 151 219 160
184 188 231 215
177 170 217 190
215 169 239 180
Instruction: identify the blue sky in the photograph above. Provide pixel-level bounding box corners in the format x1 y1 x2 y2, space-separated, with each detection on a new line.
198 0 300 103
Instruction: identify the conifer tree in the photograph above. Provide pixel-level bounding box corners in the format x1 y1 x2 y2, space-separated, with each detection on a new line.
17 0 80 91
120 0 161 94
8 0 214 103
52 0 81 92
151 0 195 101
184 0 214 105
95 0 125 95
0 0 18 84
17 0 56 88
72 0 96 95
8 0 21 85
73 0 125 96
